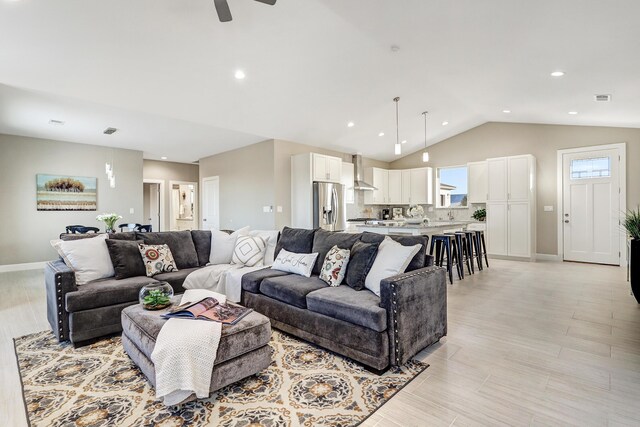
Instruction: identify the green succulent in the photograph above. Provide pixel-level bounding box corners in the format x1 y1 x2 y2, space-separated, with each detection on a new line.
623 207 640 240
472 208 486 221
143 289 171 308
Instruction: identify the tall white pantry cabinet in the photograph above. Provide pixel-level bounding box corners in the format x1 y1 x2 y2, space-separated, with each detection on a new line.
486 154 536 260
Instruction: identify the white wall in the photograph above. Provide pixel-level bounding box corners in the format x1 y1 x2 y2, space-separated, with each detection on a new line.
0 134 143 265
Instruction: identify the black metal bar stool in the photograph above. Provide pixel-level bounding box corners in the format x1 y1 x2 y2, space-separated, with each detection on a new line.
462 231 478 273
474 230 489 268
429 234 454 284
455 232 474 275
446 232 469 278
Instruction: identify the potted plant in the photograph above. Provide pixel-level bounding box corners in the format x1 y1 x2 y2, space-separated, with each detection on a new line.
623 207 640 303
96 212 122 234
472 208 486 222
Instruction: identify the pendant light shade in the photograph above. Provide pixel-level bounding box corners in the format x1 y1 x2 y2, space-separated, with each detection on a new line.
393 97 401 156
422 111 429 163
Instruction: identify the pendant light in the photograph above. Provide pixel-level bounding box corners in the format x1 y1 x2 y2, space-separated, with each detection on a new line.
393 97 401 155
422 111 429 163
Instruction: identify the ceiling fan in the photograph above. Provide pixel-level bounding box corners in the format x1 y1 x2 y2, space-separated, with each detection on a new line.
214 0 277 22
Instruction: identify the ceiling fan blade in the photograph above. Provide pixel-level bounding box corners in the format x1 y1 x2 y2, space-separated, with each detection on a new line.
254 0 276 5
214 0 233 22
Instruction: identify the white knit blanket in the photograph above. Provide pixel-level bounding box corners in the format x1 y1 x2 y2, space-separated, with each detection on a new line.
151 289 225 406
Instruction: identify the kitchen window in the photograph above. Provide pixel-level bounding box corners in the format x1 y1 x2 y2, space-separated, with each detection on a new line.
436 166 468 208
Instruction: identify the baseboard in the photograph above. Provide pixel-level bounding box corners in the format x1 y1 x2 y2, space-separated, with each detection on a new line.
0 261 47 273
535 253 562 262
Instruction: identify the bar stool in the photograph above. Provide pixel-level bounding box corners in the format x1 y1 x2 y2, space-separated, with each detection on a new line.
462 231 478 273
429 234 454 284
474 230 489 268
447 232 469 278
455 232 474 275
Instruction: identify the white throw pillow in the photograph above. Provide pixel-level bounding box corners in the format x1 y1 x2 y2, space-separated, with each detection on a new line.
231 235 269 267
319 245 351 287
249 230 280 265
271 249 318 277
209 226 250 265
51 234 115 285
364 236 422 297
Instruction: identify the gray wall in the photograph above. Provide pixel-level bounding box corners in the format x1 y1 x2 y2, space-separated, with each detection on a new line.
390 122 640 255
143 160 199 231
0 134 143 265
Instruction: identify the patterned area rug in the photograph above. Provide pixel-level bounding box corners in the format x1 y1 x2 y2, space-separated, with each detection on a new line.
14 330 427 426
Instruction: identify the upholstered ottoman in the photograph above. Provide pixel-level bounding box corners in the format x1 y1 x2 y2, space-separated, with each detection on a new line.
121 298 272 396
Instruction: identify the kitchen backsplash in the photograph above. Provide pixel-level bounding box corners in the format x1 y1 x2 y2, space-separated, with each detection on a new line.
347 191 485 221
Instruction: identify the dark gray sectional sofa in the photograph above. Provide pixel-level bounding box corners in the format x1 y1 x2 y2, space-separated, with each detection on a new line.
46 227 447 372
241 228 447 372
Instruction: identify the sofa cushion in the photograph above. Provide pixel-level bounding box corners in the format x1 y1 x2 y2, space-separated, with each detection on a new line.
274 227 316 259
109 232 137 241
260 275 327 309
345 241 379 291
360 232 427 272
311 229 360 275
137 231 199 269
105 239 146 279
306 286 387 332
153 267 201 294
241 268 291 294
65 276 159 312
191 230 212 267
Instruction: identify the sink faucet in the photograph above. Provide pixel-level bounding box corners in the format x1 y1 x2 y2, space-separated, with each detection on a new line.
448 209 455 221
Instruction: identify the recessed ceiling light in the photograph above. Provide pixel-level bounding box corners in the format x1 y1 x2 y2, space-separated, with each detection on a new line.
401 140 407 144
103 127 117 135
234 70 246 80
161 156 168 160
49 119 65 125
347 122 354 128
550 71 565 77
378 132 385 137
442 121 449 126
568 111 578 115
503 109 511 114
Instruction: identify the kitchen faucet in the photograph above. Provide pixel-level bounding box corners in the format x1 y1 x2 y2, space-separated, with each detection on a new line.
448 209 455 221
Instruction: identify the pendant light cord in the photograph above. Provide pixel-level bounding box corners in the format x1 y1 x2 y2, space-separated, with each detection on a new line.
394 97 400 148
423 111 428 148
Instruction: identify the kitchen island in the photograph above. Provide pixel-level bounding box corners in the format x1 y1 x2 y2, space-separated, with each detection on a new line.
355 220 483 236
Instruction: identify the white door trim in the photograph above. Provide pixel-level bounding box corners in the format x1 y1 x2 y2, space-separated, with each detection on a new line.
556 142 626 265
143 179 165 232
169 180 199 231
201 176 220 230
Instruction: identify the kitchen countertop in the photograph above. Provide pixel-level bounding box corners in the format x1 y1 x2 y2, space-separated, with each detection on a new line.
355 220 476 230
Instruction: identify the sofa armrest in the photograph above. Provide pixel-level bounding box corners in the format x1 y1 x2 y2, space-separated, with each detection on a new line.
45 259 77 342
425 254 434 267
380 265 447 366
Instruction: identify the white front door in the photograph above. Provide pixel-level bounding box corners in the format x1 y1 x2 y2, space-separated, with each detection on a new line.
201 176 220 230
562 148 620 265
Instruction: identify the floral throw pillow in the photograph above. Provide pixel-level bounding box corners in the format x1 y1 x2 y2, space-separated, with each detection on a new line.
138 243 178 277
319 245 351 287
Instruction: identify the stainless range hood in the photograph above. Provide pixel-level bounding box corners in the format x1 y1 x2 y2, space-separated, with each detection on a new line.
352 154 377 191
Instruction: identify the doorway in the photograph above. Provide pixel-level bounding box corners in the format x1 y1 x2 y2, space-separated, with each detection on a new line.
201 176 220 230
143 179 164 232
557 143 626 265
169 181 198 231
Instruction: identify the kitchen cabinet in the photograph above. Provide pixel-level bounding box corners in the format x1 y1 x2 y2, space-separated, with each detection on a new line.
388 170 402 204
365 166 432 205
312 153 342 183
486 154 536 259
341 162 355 204
467 161 488 203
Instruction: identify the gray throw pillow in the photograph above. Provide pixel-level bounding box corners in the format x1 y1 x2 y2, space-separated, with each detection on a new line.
137 230 199 269
274 227 317 259
345 241 379 291
311 229 361 275
105 239 146 279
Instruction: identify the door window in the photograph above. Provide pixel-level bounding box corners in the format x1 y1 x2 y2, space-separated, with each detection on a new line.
570 157 610 179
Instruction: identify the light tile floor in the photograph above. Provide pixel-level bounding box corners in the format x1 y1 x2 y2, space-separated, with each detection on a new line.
1 259 639 426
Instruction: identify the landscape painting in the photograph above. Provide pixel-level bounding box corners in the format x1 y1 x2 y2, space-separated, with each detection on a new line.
36 174 97 211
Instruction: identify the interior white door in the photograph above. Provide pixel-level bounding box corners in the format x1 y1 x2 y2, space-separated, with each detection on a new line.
562 149 620 265
148 183 160 232
201 176 220 231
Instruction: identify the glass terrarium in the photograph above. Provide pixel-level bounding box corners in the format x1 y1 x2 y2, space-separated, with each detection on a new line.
139 282 174 310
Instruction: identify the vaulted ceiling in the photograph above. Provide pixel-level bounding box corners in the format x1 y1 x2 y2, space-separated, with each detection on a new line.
1 0 639 162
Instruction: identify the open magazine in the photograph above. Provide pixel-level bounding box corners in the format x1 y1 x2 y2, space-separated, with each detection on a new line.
162 297 252 325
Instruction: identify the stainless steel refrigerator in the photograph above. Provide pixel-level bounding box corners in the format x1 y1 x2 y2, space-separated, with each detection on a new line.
313 182 346 231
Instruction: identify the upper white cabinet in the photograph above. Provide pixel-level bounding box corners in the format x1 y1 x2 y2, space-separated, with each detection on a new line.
364 166 432 205
387 170 402 204
507 155 531 201
487 157 508 202
341 162 355 204
312 153 342 183
467 161 488 203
